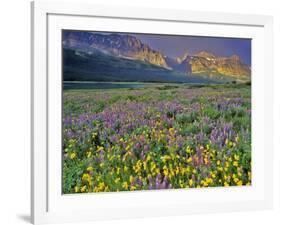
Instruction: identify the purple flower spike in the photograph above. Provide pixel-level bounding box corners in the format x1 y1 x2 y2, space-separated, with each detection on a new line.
138 178 143 186
135 142 141 149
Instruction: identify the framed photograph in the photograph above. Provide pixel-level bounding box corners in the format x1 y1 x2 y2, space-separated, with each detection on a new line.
31 1 273 224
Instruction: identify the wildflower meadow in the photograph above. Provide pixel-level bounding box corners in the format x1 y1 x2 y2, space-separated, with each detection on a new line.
63 83 251 193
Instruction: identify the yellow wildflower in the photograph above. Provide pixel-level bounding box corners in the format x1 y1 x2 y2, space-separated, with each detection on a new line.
129 175 134 184
175 166 180 175
186 146 191 154
125 145 131 151
187 157 192 163
161 155 171 163
82 173 91 184
179 182 184 188
225 138 229 145
133 160 142 173
237 180 243 186
225 161 229 168
206 177 213 184
130 186 136 191
86 151 92 158
143 161 147 170
204 157 209 164
169 127 175 133
98 182 105 191
97 146 104 152
104 186 109 192
80 185 87 192
156 168 160 174
201 180 208 187
150 161 156 172
122 182 129 190
163 166 169 177
224 174 230 182
234 154 240 161
233 177 239 184
87 166 93 172
70 152 76 159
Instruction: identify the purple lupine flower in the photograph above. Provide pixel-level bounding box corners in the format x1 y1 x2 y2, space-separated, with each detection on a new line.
143 144 150 152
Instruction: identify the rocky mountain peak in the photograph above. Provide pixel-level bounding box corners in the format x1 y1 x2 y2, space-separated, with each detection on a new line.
63 31 168 68
177 51 190 62
229 54 241 61
196 51 216 59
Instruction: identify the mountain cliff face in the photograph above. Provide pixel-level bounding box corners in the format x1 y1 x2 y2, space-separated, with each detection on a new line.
215 55 251 77
176 51 251 79
63 31 168 69
63 31 251 82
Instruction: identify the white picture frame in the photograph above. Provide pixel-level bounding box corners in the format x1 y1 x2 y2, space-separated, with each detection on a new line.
31 1 274 224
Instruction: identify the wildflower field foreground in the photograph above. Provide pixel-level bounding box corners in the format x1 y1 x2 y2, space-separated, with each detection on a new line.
63 83 251 193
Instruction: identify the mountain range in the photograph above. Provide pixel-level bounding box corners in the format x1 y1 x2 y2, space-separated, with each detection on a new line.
63 31 251 83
